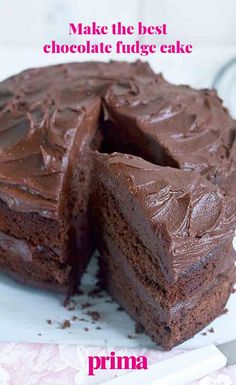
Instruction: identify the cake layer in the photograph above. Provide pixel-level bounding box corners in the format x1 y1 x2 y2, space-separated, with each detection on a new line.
104 75 236 197
0 231 72 291
101 248 234 349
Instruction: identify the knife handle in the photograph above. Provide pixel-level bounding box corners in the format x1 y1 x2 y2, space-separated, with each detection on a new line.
99 345 227 385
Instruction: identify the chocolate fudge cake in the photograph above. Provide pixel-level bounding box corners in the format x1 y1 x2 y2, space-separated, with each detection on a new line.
0 61 154 291
0 60 235 348
103 74 236 197
93 152 236 349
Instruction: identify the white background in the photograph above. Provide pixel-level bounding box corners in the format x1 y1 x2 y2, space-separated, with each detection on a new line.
0 0 236 88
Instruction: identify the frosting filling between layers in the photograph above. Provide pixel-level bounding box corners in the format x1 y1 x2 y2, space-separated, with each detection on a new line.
0 230 72 290
100 244 234 323
101 246 233 349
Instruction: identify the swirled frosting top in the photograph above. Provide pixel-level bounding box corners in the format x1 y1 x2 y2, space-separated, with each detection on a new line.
104 75 236 196
0 61 154 218
96 152 236 281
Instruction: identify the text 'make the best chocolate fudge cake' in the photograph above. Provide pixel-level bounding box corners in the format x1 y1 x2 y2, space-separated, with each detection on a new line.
0 61 235 349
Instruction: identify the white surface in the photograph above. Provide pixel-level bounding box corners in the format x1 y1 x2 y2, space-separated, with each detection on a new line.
1 0 236 47
98 345 227 385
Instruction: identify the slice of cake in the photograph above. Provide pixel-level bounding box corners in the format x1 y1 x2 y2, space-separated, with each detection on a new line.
0 61 154 291
103 75 236 197
93 152 236 349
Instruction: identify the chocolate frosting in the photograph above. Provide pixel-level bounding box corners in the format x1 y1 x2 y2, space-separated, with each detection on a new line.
0 61 154 218
96 152 236 282
0 60 235 222
0 87 96 218
104 75 236 196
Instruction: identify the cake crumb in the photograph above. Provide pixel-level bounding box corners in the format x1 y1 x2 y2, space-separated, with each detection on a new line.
208 327 214 333
88 287 104 299
63 296 77 311
71 316 78 321
116 306 124 312
127 335 133 339
86 311 100 321
46 319 52 325
67 304 76 311
201 332 207 336
81 302 93 309
96 326 102 330
38 333 42 336
106 299 115 304
84 327 89 332
61 320 71 329
77 288 84 296
222 308 229 315
63 296 71 308
135 323 144 334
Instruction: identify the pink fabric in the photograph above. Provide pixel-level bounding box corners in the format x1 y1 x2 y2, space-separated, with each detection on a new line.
0 343 234 385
